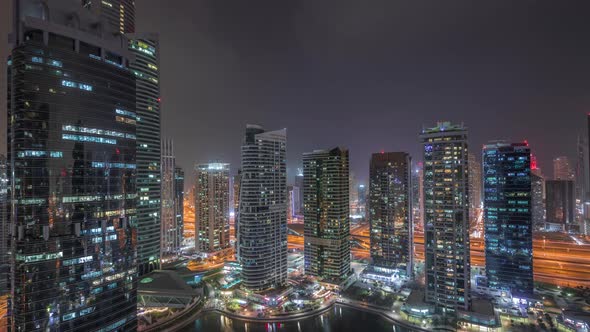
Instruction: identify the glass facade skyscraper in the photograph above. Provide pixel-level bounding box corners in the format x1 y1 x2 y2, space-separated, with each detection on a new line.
483 142 534 297
368 152 413 277
303 147 351 284
161 138 182 257
420 122 470 314
128 35 161 275
238 125 287 291
8 2 138 330
99 0 135 34
195 163 230 253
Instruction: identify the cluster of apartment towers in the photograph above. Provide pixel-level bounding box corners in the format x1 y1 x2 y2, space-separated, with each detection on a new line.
195 121 537 319
0 0 563 330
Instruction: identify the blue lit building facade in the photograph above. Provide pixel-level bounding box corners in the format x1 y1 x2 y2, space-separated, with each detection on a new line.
483 142 533 297
8 2 137 330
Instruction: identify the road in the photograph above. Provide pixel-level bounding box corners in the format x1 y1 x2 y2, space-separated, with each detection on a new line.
185 202 590 287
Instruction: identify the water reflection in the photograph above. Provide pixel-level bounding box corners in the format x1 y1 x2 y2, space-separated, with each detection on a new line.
179 305 408 332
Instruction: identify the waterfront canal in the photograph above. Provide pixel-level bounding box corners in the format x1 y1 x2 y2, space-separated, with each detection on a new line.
179 304 411 331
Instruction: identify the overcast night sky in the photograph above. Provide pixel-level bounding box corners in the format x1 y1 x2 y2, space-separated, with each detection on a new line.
136 0 590 186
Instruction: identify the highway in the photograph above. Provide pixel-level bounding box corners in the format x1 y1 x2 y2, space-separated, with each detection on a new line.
184 203 590 287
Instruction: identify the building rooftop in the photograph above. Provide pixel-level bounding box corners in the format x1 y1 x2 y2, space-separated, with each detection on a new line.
421 121 466 134
138 270 199 298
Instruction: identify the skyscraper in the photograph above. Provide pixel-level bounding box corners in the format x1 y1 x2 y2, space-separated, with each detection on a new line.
468 152 482 213
483 142 534 297
553 156 574 181
288 185 301 220
128 34 161 275
161 138 181 257
195 163 230 253
531 172 546 231
8 1 138 329
420 122 470 314
368 152 413 278
546 180 575 232
295 170 304 215
303 148 351 284
238 125 287 291
411 162 424 232
576 134 589 201
99 0 135 34
232 169 241 220
175 166 185 248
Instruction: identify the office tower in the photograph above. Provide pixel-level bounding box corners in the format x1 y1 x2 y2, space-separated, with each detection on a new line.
483 142 534 297
531 172 546 231
238 125 287 291
420 122 470 314
468 153 482 212
161 138 181 256
546 180 575 231
195 163 230 253
128 34 161 275
368 152 413 277
8 1 138 330
295 170 304 215
303 148 351 283
175 166 185 248
99 0 135 34
553 156 574 181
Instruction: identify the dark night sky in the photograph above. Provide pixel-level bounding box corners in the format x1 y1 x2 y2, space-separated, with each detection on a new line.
136 0 590 186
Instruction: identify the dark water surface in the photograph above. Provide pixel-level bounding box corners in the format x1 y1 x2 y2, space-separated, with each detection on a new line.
179 304 411 332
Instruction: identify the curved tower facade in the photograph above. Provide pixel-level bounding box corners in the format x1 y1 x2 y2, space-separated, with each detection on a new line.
238 125 287 291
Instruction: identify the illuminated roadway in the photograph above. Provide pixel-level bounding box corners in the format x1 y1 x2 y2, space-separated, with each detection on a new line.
186 203 590 287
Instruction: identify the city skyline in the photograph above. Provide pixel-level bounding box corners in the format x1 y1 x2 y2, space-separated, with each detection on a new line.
134 0 590 186
1 1 590 332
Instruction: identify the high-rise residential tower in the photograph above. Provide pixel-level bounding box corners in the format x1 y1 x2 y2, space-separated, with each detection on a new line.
128 34 161 274
195 163 230 253
8 1 138 329
420 122 470 314
368 152 413 277
161 138 181 256
238 125 287 291
483 142 534 297
303 148 351 284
